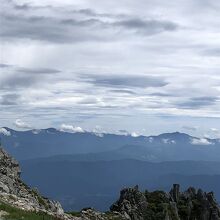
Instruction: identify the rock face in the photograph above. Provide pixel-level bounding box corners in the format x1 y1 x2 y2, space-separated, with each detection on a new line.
0 147 65 218
111 184 220 220
110 185 148 220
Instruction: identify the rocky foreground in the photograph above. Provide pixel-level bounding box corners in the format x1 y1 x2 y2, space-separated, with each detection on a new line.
110 184 220 220
0 146 220 220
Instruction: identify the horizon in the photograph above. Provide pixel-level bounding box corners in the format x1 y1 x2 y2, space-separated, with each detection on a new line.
1 126 220 141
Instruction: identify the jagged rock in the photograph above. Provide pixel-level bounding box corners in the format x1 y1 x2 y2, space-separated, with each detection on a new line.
0 147 76 219
110 185 148 220
169 183 180 202
110 184 220 220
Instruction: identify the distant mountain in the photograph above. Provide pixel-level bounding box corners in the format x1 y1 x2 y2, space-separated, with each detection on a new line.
20 158 220 211
0 127 149 160
1 127 220 161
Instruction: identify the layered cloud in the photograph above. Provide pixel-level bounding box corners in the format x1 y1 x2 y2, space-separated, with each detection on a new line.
1 0 220 136
1 0 178 43
80 74 168 88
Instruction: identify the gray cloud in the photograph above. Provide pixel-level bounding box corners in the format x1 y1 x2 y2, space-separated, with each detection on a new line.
202 48 220 57
182 126 198 131
177 96 218 109
109 89 136 95
0 74 38 89
114 18 178 35
0 94 20 106
16 67 60 74
0 64 13 68
150 92 174 97
0 65 60 90
1 0 179 43
81 74 168 88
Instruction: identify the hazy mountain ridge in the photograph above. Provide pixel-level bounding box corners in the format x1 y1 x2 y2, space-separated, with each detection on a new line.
1 128 220 161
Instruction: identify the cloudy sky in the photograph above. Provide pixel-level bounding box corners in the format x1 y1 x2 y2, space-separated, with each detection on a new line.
1 0 220 137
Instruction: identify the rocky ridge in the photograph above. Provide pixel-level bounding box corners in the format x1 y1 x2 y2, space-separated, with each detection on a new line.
111 184 220 220
0 147 73 219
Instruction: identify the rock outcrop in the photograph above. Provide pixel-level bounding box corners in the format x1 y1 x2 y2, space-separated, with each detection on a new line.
0 147 69 219
110 185 148 220
111 184 220 220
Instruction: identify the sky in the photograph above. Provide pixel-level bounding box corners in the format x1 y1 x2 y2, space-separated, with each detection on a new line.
1 0 220 137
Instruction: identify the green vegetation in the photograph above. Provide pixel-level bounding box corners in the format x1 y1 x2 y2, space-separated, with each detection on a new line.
143 190 169 220
105 211 124 220
31 188 50 210
0 201 59 220
67 210 81 217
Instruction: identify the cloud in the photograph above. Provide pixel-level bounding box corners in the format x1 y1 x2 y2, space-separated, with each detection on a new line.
182 126 198 131
0 63 12 68
150 92 174 97
117 129 130 136
0 74 39 89
162 138 176 144
0 128 11 136
131 132 140 137
114 18 178 35
202 48 220 57
14 119 32 129
209 128 220 137
1 0 179 44
81 74 168 88
191 138 213 145
1 0 220 136
109 89 136 95
177 96 218 109
60 124 84 133
0 65 60 90
16 67 60 74
0 94 20 106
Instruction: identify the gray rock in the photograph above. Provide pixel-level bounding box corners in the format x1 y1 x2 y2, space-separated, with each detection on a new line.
0 147 75 219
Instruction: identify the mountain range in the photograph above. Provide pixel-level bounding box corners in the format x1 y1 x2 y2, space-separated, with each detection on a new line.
0 127 219 161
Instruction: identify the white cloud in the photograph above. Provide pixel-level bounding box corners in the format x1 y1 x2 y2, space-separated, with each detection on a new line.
131 132 140 137
93 132 104 137
32 129 41 135
191 138 213 145
14 119 32 129
60 124 84 133
91 126 105 137
149 137 154 143
0 128 11 136
162 138 176 144
210 128 220 135
171 140 176 144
